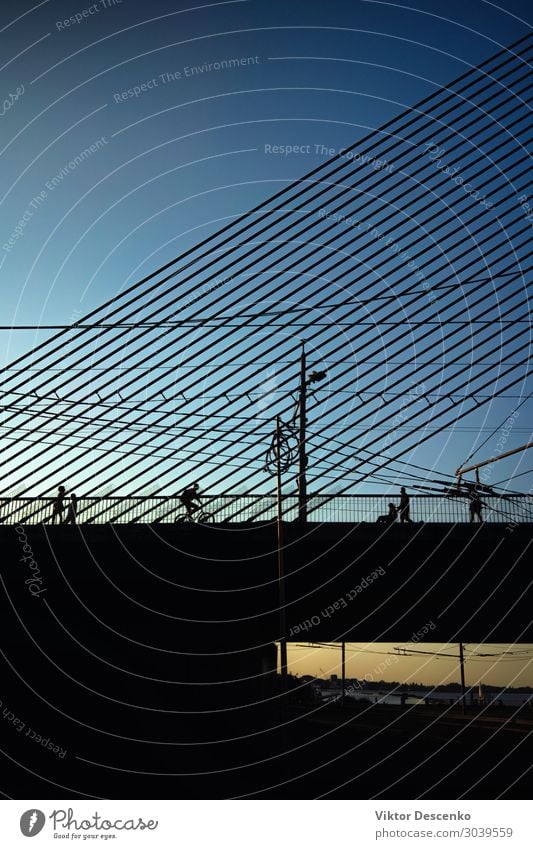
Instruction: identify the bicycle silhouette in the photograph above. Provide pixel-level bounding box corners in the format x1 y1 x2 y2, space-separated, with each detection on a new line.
176 507 215 524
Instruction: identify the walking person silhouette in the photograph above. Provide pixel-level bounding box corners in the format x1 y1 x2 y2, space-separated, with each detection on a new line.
51 485 66 524
399 487 412 523
64 492 78 525
469 488 483 523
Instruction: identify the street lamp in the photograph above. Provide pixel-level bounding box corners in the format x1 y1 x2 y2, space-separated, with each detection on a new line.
297 345 327 522
264 348 327 679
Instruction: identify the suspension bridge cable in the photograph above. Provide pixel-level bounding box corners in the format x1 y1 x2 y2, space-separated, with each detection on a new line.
3 33 529 378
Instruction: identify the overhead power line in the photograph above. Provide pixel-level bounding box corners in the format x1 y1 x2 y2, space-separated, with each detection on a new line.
0 35 531 506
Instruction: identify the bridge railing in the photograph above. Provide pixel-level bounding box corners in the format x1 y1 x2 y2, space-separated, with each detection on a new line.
0 493 531 525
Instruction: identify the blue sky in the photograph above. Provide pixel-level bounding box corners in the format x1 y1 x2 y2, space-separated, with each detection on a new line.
0 0 531 501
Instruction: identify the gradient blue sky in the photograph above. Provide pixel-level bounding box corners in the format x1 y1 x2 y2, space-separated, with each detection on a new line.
1 0 531 501
2 0 530 322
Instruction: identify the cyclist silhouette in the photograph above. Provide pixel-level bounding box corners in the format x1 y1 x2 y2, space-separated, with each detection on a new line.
180 483 202 519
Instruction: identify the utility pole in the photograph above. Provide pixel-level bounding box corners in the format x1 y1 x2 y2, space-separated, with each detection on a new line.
394 645 469 713
341 641 346 708
266 357 325 672
296 345 327 523
275 415 288 680
298 344 308 522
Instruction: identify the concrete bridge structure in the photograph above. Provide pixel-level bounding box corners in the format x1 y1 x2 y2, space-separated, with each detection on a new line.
2 519 531 651
1 513 531 799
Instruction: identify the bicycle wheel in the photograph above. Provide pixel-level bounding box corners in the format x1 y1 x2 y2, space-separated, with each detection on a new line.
197 512 215 524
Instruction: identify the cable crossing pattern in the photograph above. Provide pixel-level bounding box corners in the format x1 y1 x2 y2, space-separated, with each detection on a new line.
1 35 531 524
